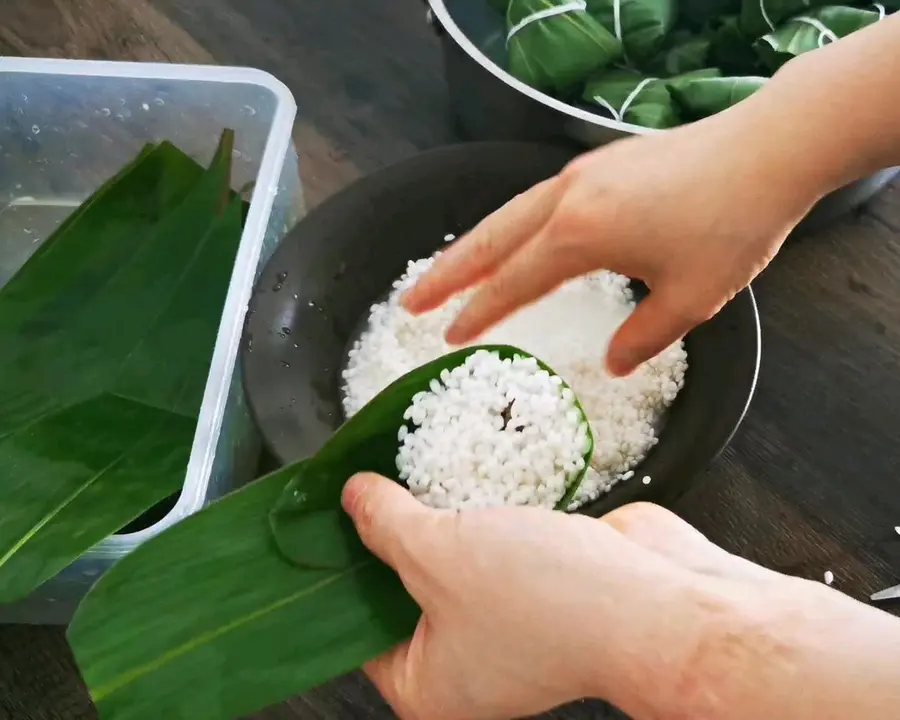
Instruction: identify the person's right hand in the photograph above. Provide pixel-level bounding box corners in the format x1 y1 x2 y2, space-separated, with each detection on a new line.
401 101 833 377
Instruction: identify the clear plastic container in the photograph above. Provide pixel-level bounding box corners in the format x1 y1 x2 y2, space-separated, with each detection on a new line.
0 58 303 623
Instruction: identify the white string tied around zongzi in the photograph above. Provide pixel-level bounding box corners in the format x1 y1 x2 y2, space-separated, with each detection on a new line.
611 0 635 67
757 0 776 31
506 0 588 44
873 2 886 20
592 77 656 123
794 16 839 47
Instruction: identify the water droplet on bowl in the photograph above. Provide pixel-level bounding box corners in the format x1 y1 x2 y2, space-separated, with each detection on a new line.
281 360 291 368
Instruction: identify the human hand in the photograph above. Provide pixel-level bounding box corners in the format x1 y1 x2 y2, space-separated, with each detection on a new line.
401 104 831 377
340 472 818 720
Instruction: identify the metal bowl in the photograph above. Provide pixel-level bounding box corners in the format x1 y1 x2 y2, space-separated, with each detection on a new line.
242 142 761 518
426 0 899 232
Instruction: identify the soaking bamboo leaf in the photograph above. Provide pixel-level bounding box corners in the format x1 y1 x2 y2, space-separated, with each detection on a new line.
0 130 245 601
754 6 881 71
507 0 623 92
666 74 766 120
587 0 677 65
270 345 593 571
0 394 194 603
0 143 204 363
67 469 420 720
0 131 236 436
112 194 244 417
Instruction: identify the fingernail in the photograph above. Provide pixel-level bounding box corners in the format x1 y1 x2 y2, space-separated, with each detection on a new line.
444 323 468 347
605 347 636 378
341 473 370 516
399 288 419 312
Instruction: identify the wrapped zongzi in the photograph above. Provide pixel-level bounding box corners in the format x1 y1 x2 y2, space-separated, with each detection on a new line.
586 0 677 65
666 74 766 120
583 71 679 128
740 0 833 38
706 16 767 75
582 68 719 128
754 6 881 71
645 29 713 75
507 0 623 92
678 0 742 29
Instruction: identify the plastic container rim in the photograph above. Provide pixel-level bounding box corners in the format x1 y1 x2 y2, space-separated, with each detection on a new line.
0 58 298 557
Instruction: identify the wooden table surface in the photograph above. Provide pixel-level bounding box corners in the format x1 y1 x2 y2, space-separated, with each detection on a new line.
3 1 900 719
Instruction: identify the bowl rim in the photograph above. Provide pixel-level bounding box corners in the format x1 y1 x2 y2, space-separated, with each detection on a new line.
242 140 762 513
428 0 657 136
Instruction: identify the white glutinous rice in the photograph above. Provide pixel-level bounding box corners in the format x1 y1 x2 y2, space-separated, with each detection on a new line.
823 570 835 586
395 350 589 510
342 248 689 510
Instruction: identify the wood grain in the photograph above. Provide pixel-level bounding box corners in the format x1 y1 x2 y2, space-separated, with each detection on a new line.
2 0 900 718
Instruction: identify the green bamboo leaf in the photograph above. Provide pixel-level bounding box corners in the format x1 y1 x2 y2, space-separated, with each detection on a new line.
270 345 593 571
0 393 194 603
644 30 713 75
0 143 204 362
582 70 691 128
0 131 236 436
666 74 766 120
112 194 245 417
741 0 845 39
586 0 677 65
507 0 623 92
0 131 245 601
67 469 420 720
754 6 881 71
677 0 742 29
704 15 768 76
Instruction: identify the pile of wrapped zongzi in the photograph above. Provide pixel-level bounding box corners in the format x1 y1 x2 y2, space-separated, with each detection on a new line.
491 0 893 128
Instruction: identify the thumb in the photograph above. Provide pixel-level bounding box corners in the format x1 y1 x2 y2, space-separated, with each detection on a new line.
341 472 433 571
606 285 705 377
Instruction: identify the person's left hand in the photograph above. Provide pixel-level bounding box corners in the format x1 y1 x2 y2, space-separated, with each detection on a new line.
340 472 792 720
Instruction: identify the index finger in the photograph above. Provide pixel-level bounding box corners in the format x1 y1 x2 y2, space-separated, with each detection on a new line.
400 177 562 315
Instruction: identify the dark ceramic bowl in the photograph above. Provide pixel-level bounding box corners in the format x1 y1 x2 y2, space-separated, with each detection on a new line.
242 142 760 516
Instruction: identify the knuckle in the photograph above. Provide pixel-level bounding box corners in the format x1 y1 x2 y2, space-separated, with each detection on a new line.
666 294 715 330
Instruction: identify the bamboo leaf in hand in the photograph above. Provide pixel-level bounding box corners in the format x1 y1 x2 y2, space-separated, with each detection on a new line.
270 345 593 571
67 469 420 720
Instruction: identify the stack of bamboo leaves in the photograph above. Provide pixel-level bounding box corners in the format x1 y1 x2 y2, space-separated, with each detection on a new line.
0 130 245 605
494 0 895 128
